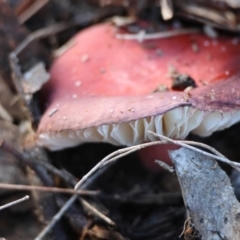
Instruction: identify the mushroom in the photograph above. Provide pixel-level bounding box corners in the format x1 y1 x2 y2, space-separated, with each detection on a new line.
37 23 240 168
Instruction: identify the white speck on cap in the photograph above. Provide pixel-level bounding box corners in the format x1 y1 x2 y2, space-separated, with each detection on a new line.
75 81 81 87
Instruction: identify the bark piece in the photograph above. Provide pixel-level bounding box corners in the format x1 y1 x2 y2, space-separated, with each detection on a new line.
169 147 240 240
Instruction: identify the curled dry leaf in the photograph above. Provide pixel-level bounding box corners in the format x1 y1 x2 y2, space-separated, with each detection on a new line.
169 148 240 240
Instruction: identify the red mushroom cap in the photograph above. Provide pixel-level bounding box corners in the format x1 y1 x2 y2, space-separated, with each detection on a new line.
37 23 240 151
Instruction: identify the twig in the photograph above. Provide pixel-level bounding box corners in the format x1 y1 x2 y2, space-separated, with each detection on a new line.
179 217 192 238
1 143 78 187
35 191 114 240
179 140 225 158
34 195 77 240
155 160 175 173
0 142 54 186
74 141 165 190
35 161 115 240
10 22 74 58
18 0 49 24
45 162 117 227
148 131 240 171
0 183 99 196
116 28 199 42
26 157 78 187
0 195 29 211
81 199 116 228
75 131 240 191
10 8 122 59
1 142 79 188
37 131 238 239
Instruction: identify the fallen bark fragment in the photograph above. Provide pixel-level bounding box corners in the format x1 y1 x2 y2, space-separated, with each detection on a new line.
169 147 240 240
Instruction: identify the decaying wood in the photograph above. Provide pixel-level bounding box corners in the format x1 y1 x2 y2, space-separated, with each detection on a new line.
169 148 240 240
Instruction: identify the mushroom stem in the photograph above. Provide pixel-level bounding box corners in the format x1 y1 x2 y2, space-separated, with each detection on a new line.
138 144 180 171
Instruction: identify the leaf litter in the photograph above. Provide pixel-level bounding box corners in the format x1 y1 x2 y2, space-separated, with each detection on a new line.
2 1 240 239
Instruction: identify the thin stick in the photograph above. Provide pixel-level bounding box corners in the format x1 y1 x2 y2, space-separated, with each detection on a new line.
38 132 240 239
81 199 116 228
75 131 240 191
34 150 121 240
74 141 165 190
35 178 115 240
0 195 29 211
116 28 199 42
148 131 240 171
1 141 77 186
179 217 192 238
18 0 49 24
179 140 225 158
99 141 164 165
0 183 99 195
10 22 73 58
35 158 116 240
34 195 77 240
76 131 240 191
155 160 175 173
37 131 237 239
1 141 113 238
10 8 120 59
